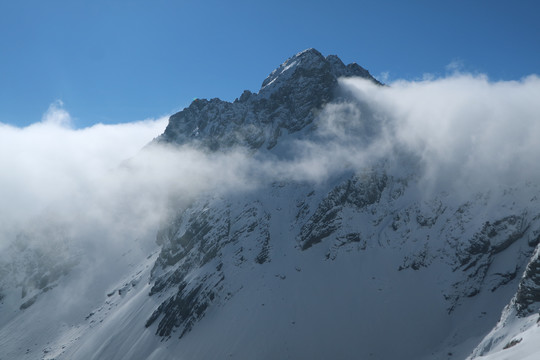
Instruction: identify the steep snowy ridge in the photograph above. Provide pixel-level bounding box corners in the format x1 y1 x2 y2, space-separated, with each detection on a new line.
516 242 540 316
0 49 539 360
468 243 540 359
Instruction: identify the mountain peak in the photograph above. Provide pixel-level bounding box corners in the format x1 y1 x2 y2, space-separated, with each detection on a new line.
159 49 380 150
260 48 377 92
260 48 325 89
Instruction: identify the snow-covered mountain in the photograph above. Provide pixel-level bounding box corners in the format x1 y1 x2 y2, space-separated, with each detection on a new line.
1 49 539 360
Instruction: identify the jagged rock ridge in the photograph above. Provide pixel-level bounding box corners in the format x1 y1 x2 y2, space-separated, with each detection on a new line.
157 48 380 150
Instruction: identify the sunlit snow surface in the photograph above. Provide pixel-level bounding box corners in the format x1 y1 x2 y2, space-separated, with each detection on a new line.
469 314 540 360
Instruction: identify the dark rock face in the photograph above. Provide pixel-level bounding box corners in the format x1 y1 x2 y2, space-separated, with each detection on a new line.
445 214 532 311
158 49 380 150
455 214 528 271
515 245 540 316
299 170 387 250
147 198 271 338
145 278 222 338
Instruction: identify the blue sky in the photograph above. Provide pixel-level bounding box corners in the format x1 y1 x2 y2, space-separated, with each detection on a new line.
1 0 539 128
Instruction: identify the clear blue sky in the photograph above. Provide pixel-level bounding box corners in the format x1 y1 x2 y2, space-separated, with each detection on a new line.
1 0 539 128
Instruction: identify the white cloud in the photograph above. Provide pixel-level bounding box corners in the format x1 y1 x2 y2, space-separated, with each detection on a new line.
377 71 390 83
0 108 168 222
0 106 170 256
41 100 72 127
445 59 464 74
338 74 540 193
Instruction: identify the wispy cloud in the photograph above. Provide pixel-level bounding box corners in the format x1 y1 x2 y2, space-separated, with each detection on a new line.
445 58 464 74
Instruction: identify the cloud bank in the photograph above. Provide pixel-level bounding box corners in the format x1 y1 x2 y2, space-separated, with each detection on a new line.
1 73 539 300
338 74 540 192
0 104 168 227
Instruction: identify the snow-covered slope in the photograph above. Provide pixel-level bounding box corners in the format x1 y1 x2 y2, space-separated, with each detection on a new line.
136 172 540 360
1 49 539 360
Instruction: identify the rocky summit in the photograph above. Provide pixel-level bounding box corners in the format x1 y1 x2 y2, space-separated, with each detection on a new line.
158 48 380 150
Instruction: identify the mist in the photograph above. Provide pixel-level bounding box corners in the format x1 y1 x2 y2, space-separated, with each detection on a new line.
339 74 540 193
1 72 539 312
